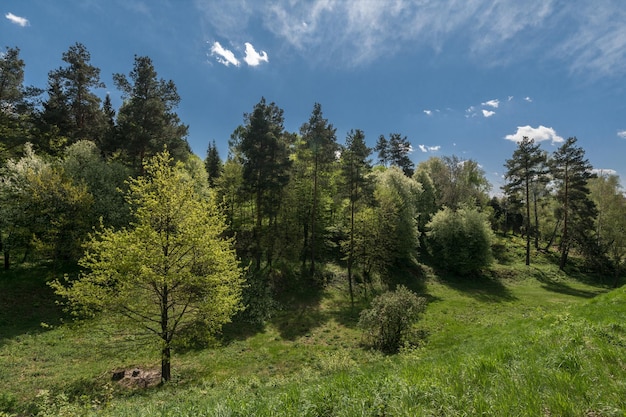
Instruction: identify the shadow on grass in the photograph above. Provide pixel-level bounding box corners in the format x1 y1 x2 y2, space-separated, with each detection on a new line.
270 271 330 340
0 263 67 346
436 271 518 303
534 270 606 299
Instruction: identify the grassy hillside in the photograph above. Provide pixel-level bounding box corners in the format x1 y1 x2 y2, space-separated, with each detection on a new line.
1 237 625 416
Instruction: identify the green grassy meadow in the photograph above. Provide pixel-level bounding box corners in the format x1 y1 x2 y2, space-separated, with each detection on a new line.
1 237 625 416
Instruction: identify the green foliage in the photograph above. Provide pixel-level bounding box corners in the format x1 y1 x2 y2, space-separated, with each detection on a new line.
550 137 597 270
51 150 244 381
1 144 94 263
426 206 495 275
114 56 190 171
358 285 427 353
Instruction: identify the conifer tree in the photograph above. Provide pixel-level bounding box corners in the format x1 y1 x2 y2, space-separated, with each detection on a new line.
503 137 547 265
550 137 597 269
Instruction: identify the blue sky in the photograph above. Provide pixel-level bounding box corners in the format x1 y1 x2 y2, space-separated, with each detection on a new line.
3 0 626 190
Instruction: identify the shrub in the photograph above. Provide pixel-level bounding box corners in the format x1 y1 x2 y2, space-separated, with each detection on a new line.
426 206 495 275
358 285 427 353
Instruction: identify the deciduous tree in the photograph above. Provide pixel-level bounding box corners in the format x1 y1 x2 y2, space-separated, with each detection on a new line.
52 151 243 382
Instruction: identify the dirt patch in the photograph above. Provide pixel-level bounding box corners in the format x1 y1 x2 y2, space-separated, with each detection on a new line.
111 367 161 389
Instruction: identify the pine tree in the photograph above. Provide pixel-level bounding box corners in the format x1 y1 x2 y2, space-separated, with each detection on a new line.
204 140 223 187
114 55 190 172
340 129 371 306
299 103 338 274
503 137 547 265
42 43 105 145
237 98 291 269
550 137 597 270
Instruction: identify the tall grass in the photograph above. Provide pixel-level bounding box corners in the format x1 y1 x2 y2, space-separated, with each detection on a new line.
1 246 625 416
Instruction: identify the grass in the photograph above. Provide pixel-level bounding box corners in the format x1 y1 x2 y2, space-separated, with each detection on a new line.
1 237 625 416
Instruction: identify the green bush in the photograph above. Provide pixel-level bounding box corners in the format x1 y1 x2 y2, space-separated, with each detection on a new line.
358 285 426 353
426 206 495 275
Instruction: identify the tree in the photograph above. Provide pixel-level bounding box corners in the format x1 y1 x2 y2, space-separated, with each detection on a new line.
339 129 372 306
352 167 421 286
358 285 426 353
426 206 495 275
417 155 490 210
1 144 93 265
237 98 291 269
503 137 547 265
52 151 244 382
299 103 338 274
205 140 222 187
375 133 414 176
588 172 626 284
0 46 40 161
114 55 190 172
42 43 105 146
61 140 131 229
550 137 597 270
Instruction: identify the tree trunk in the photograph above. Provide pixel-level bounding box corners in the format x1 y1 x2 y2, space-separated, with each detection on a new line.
533 187 540 250
160 284 171 383
4 250 9 271
310 154 318 275
161 345 171 383
348 196 355 308
525 173 531 266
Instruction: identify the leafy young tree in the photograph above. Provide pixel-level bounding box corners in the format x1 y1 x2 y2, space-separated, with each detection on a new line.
426 206 495 275
114 55 190 172
352 167 421 286
417 155 490 210
503 137 547 265
550 137 597 270
52 151 244 383
1 144 93 265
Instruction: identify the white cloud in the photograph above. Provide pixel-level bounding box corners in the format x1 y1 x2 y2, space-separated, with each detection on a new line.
482 109 496 118
481 99 499 108
5 12 28 27
592 168 618 176
618 130 626 139
508 96 514 101
524 96 533 102
243 42 269 66
505 125 564 144
195 0 626 76
418 144 441 153
423 109 432 116
209 41 240 67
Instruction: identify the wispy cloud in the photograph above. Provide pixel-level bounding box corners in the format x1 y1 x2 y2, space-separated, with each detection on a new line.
195 0 626 76
618 130 626 139
505 125 564 144
423 110 432 116
209 41 240 67
5 12 29 27
482 109 496 118
418 144 441 153
592 168 618 176
524 96 533 102
243 42 268 66
482 99 499 108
